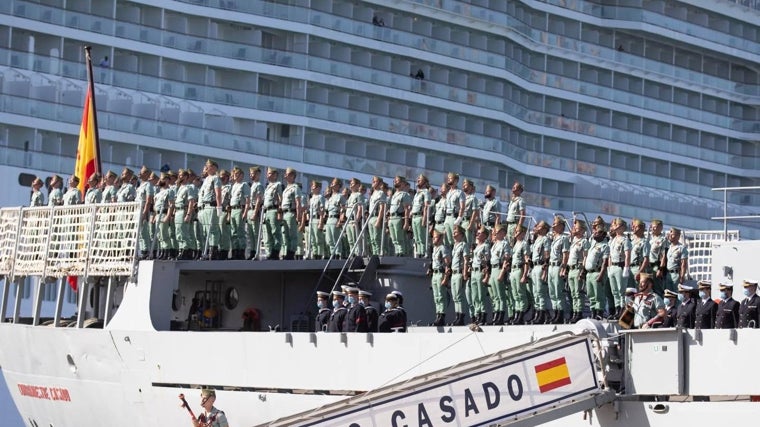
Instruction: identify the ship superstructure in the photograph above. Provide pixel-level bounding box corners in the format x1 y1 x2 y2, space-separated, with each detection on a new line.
0 0 759 236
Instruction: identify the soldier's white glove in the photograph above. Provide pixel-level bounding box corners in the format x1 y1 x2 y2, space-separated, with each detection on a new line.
216 206 223 216
622 267 630 278
454 217 462 226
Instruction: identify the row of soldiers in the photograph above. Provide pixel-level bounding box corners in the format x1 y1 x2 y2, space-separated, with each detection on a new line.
314 287 407 333
426 213 697 327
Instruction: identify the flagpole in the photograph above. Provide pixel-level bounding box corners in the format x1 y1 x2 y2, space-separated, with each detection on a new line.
83 46 102 175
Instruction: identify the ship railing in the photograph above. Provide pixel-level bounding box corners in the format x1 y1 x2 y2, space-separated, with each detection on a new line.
0 202 141 280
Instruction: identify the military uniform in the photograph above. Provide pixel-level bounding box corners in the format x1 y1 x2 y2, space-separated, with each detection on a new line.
281 181 302 259
202 406 229 427
217 177 232 259
450 237 470 325
629 234 650 287
633 291 663 328
469 238 491 324
315 291 331 332
607 234 632 314
344 290 368 332
443 186 465 248
153 186 175 257
509 238 530 323
116 181 136 202
662 289 678 327
739 281 760 328
174 181 198 258
62 187 81 205
325 191 346 258
388 187 411 256
548 231 570 322
307 191 327 259
489 235 512 325
505 195 524 247
530 232 552 321
198 173 222 257
360 292 379 333
328 296 348 332
567 235 589 321
345 190 363 256
378 294 407 332
84 186 102 204
102 184 117 203
246 179 263 259
584 237 609 318
411 187 430 257
368 188 386 256
48 186 63 206
715 285 740 329
648 232 668 296
432 194 447 236
675 285 696 328
481 197 501 232
665 241 688 293
695 295 717 329
228 180 249 258
30 187 45 207
262 179 283 259
430 240 451 325
462 192 479 246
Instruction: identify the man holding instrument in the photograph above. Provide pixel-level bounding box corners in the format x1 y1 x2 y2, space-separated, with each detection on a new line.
182 388 229 427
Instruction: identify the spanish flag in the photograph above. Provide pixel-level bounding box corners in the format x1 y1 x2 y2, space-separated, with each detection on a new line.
69 46 102 292
534 357 572 393
74 86 99 196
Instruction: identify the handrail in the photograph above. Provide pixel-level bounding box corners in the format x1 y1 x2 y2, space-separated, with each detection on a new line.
712 186 760 241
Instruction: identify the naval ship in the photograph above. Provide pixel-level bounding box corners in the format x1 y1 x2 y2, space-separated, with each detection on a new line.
0 0 760 425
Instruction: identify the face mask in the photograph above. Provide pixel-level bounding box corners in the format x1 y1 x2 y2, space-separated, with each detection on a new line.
663 297 671 306
698 291 707 299
384 302 392 310
358 299 366 306
317 301 324 309
720 291 728 300
332 300 341 309
677 293 684 302
744 288 753 297
348 296 356 305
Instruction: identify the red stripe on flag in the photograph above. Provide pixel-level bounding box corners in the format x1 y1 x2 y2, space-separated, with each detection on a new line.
67 276 78 292
538 376 572 393
75 87 99 195
534 357 566 373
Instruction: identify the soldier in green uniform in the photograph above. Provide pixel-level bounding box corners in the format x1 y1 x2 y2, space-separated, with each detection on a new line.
548 215 570 324
246 166 263 260
411 174 431 258
280 167 302 260
217 169 232 260
469 226 491 324
449 225 470 325
607 218 632 320
229 167 250 260
488 225 512 325
30 177 45 206
62 175 81 205
152 173 175 260
193 388 229 427
345 178 363 256
481 184 501 232
509 225 530 324
583 224 610 319
529 221 552 324
134 166 154 258
325 178 346 258
629 218 650 287
262 167 283 260
307 180 326 259
429 229 451 326
48 174 64 206
433 183 447 237
566 219 589 323
665 227 688 293
368 176 387 256
198 160 222 260
101 171 118 203
174 169 197 260
443 173 465 248
388 177 412 256
461 179 480 246
648 219 668 296
505 182 526 247
84 173 102 204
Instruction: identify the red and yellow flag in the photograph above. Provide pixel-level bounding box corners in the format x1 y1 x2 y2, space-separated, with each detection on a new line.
534 357 572 393
74 86 99 196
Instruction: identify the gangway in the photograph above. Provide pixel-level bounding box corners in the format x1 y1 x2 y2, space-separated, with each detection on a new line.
259 331 616 427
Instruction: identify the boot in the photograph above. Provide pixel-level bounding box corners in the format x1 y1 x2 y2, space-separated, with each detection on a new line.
537 310 547 325
488 311 499 325
554 310 565 324
284 251 295 260
434 313 445 327
454 313 465 326
513 310 525 325
608 306 620 321
267 252 279 260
